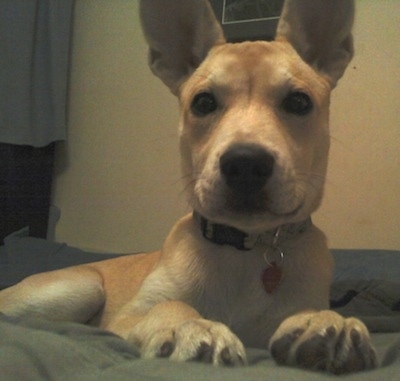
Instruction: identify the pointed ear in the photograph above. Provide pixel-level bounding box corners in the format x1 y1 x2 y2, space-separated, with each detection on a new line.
139 0 225 95
276 0 354 87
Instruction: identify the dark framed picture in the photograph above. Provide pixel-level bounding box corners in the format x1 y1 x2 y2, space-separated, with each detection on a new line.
209 0 284 42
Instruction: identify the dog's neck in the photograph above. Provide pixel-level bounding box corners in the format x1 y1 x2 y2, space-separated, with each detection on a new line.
193 211 312 251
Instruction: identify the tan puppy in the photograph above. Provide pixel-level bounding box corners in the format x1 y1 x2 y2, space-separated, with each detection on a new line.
0 0 377 374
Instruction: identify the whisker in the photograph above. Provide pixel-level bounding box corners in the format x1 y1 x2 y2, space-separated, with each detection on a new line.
178 172 203 201
294 172 327 194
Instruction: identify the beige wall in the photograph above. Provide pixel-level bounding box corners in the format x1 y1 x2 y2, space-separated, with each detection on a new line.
53 0 400 252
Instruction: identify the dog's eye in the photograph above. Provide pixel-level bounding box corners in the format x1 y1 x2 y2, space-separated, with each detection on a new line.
282 92 313 116
191 92 218 116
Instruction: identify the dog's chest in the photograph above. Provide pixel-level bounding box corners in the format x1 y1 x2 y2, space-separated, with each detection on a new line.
188 240 331 348
192 250 286 346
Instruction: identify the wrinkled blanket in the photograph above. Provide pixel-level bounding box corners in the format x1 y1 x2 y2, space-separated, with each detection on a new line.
1 232 400 380
1 298 400 381
330 280 400 332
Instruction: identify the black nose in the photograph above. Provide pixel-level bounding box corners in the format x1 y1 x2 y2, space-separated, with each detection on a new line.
220 144 275 195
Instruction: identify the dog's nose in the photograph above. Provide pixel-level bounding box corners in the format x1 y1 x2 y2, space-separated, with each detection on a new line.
220 144 274 195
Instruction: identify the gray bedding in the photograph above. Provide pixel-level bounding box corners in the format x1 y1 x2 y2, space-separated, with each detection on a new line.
1 313 399 381
0 230 399 380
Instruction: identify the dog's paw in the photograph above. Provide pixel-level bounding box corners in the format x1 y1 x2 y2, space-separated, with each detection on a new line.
269 310 377 374
141 319 247 366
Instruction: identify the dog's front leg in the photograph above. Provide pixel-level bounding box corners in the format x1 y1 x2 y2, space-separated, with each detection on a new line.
269 310 377 374
107 300 246 366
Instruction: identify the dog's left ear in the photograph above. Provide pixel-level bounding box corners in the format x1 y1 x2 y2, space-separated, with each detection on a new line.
139 0 225 95
276 0 354 87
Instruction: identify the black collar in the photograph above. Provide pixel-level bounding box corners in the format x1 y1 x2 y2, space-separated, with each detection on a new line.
193 211 312 251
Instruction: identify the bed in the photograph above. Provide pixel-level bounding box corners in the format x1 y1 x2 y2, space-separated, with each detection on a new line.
1 228 399 380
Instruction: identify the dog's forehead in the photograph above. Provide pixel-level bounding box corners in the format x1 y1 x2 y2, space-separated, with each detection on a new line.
190 41 323 94
210 41 288 70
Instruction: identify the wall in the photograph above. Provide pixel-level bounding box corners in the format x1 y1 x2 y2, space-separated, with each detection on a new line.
314 1 400 249
53 0 187 252
53 0 400 252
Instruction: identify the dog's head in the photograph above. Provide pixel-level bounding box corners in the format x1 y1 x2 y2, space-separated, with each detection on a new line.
140 0 354 233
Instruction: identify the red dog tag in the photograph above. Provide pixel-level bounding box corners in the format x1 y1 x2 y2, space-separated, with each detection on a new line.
261 263 282 294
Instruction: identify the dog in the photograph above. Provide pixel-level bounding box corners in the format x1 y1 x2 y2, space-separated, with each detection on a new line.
0 0 377 374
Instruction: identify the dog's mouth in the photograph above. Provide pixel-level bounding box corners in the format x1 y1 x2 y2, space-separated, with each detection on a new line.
268 202 304 218
223 188 305 218
224 192 266 214
193 189 307 232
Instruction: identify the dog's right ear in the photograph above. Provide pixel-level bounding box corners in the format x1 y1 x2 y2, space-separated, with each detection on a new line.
139 0 225 95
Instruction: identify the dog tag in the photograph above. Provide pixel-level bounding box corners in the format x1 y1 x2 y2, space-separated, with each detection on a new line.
261 263 282 294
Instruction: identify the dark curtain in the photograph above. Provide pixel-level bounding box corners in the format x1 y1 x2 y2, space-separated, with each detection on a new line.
0 1 74 244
